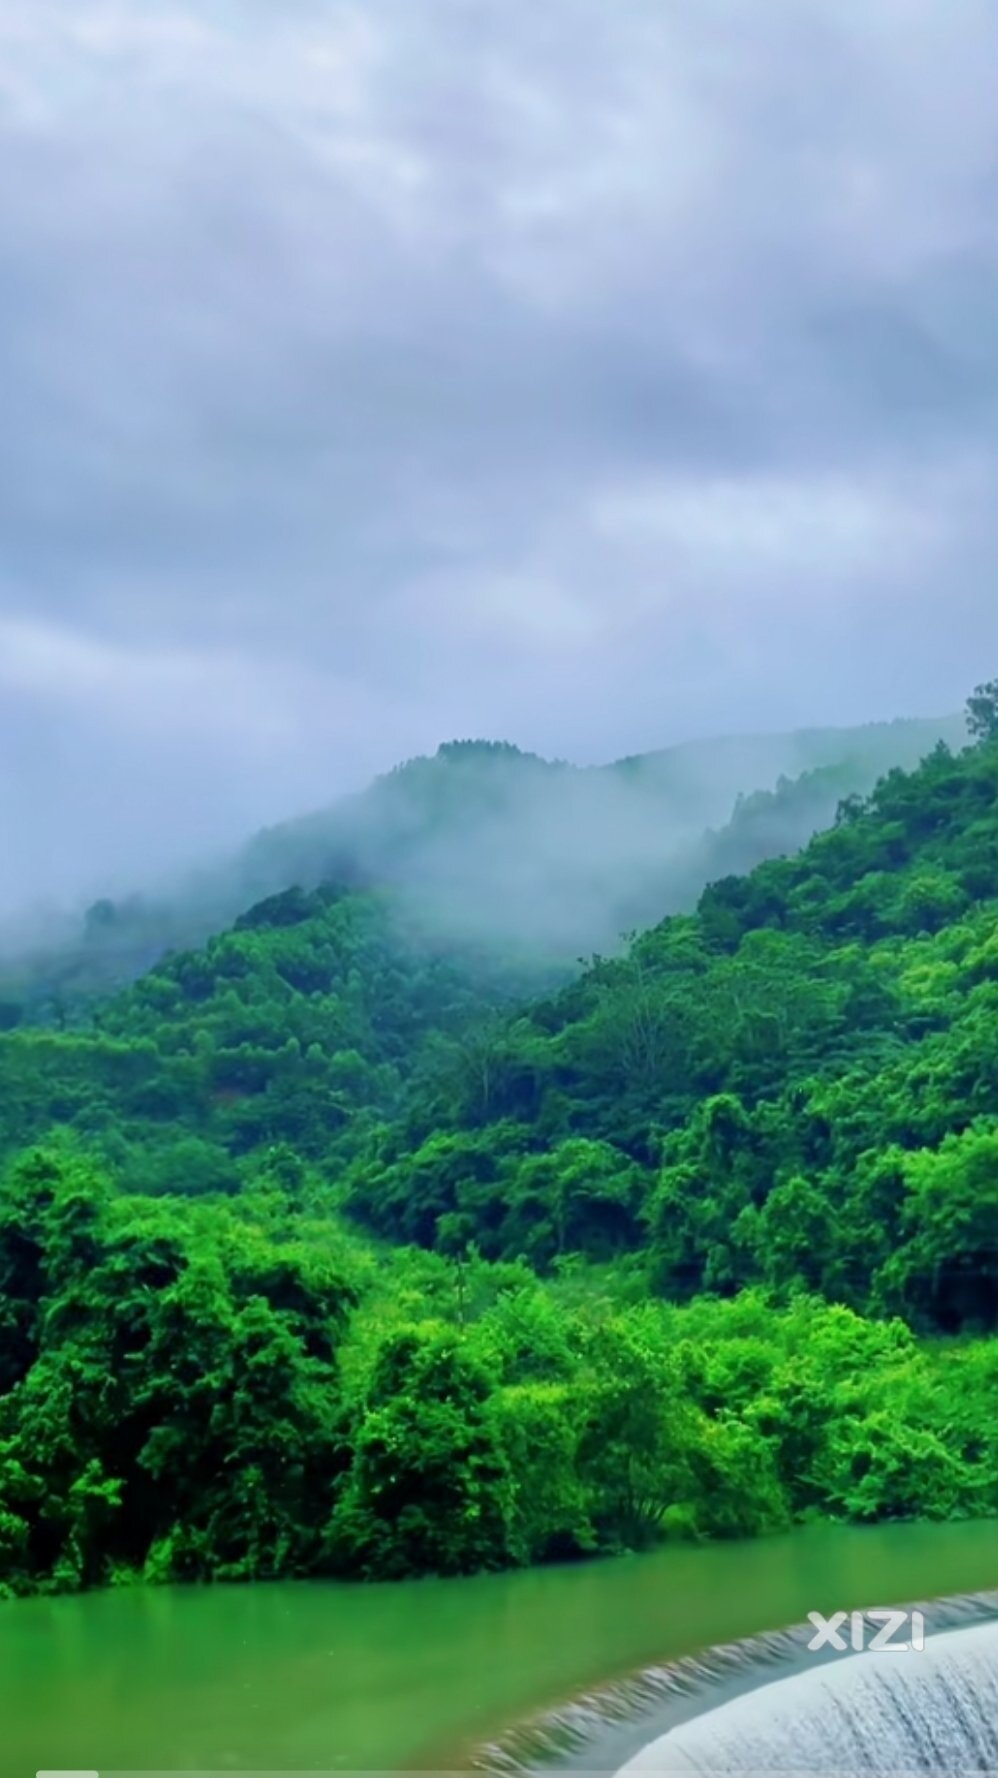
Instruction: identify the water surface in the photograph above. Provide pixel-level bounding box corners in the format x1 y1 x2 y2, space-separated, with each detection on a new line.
3 1520 997 1776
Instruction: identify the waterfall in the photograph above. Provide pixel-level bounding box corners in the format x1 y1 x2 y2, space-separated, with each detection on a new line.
474 1595 998 1778
614 1621 998 1775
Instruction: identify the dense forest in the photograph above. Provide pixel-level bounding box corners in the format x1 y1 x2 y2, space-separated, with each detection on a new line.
1 695 996 1597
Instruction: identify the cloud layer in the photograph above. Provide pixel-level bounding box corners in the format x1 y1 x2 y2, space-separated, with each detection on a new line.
2 0 998 909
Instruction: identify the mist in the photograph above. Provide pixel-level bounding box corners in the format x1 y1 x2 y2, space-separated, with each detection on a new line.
3 0 996 917
0 712 966 1027
2 0 998 923
229 717 968 951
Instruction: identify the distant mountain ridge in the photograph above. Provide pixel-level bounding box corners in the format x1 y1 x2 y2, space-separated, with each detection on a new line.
0 712 967 1020
232 713 966 929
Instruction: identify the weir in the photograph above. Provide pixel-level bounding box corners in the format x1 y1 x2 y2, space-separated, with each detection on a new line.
476 1596 998 1778
614 1621 998 1775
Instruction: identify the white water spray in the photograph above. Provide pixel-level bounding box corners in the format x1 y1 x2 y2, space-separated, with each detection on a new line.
614 1621 998 1774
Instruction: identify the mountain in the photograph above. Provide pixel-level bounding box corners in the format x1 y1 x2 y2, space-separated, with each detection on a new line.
2 717 994 1334
346 727 998 1334
0 713 966 1021
1 707 996 1597
236 717 967 925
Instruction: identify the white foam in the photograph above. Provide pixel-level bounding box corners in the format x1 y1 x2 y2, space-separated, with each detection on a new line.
614 1621 998 1774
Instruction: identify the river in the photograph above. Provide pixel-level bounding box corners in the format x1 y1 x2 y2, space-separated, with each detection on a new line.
3 1520 997 1776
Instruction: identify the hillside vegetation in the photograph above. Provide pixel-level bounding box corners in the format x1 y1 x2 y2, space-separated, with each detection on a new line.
1 714 961 1021
349 733 998 1333
1 695 996 1597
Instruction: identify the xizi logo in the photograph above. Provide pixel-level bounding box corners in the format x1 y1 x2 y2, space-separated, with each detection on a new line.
807 1608 925 1654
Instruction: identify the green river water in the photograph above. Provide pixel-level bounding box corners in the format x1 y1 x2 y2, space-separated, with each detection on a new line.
4 1521 997 1778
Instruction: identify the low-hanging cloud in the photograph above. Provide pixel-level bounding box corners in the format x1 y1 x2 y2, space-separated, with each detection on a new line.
2 0 998 913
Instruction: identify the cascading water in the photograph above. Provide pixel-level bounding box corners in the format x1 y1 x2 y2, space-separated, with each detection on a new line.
475 1596 998 1778
615 1621 998 1774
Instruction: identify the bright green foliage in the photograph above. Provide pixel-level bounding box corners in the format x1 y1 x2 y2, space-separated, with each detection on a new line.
326 1322 515 1577
0 1150 359 1594
345 737 998 1333
0 889 539 1189
1 1154 995 1597
1 714 997 1598
877 1127 998 1329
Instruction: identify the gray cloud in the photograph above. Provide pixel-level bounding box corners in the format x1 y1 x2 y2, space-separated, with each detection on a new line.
2 0 998 911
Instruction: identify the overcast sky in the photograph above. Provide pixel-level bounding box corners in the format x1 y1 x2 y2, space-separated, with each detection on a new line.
2 0 997 909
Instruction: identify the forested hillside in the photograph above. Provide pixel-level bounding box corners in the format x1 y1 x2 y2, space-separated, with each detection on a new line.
349 731 998 1333
1 696 996 1599
0 714 961 1023
0 888 543 1193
